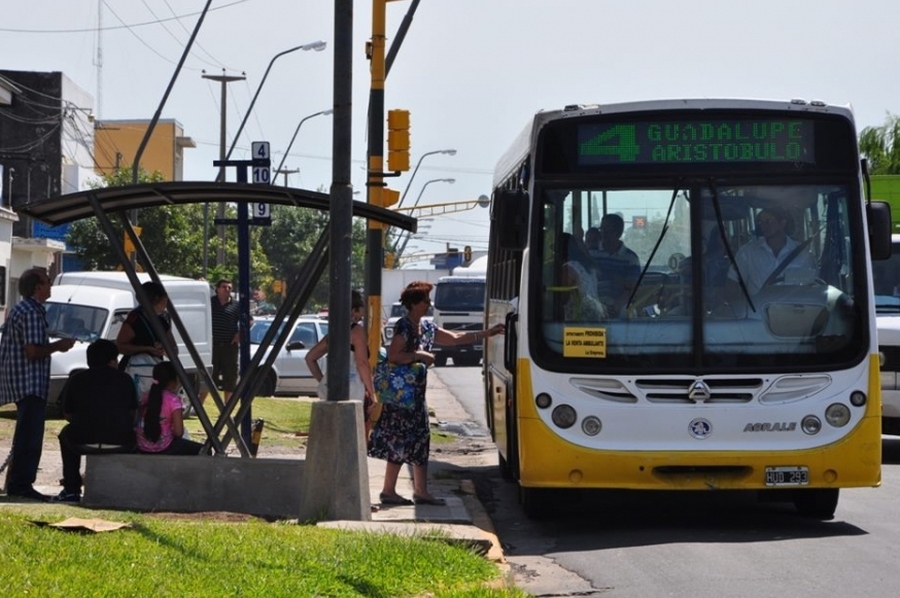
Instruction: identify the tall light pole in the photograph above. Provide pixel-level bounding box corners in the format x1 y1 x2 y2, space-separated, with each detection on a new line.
273 109 334 181
397 148 456 209
395 178 455 258
202 71 246 269
220 40 327 179
385 148 456 251
202 40 326 276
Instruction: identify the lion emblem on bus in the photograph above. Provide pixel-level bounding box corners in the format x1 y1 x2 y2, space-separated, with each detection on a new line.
689 418 712 439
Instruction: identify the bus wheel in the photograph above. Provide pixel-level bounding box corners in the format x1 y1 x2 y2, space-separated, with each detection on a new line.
793 488 839 519
520 487 552 519
434 354 448 367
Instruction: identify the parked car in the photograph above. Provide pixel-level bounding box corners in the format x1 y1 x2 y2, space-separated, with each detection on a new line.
250 316 329 397
381 301 433 346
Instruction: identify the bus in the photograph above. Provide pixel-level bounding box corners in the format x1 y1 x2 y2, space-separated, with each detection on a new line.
484 98 892 519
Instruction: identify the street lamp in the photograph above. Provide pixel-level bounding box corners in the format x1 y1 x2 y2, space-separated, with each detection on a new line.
274 109 334 182
203 40 325 274
395 178 455 258
397 148 457 209
220 39 327 179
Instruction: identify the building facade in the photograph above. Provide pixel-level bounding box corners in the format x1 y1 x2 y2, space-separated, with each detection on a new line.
94 118 195 181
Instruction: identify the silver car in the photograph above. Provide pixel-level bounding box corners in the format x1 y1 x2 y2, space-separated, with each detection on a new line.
250 316 329 396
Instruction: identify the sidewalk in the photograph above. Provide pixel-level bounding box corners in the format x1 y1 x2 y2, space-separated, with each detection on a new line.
3 372 505 562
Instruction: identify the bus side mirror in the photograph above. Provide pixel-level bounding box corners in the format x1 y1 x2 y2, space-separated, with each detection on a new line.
867 200 892 260
493 189 528 250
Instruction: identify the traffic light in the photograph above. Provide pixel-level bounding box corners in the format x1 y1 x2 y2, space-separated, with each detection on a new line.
387 109 410 172
381 188 400 208
464 245 472 262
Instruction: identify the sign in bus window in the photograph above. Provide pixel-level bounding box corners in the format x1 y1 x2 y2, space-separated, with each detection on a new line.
563 326 607 358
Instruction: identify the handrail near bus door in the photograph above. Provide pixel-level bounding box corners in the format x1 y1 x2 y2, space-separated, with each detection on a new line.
504 311 518 372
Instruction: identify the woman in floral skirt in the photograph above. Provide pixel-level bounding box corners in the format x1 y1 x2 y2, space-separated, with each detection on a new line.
369 281 504 506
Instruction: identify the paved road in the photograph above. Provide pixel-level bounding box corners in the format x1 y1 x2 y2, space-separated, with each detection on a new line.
433 365 900 598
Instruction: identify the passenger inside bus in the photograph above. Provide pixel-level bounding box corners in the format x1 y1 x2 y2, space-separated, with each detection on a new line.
592 214 641 318
556 232 606 322
725 206 816 298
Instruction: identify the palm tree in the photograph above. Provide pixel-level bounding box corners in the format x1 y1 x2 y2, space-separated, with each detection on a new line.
859 114 900 174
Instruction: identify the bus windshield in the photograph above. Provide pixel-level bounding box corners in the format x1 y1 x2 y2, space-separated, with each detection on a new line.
535 181 862 372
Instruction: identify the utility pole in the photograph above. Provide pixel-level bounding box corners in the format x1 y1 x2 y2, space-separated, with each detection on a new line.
274 168 299 186
202 71 246 268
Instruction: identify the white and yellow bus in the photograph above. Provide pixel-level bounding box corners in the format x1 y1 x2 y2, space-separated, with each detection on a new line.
484 99 892 519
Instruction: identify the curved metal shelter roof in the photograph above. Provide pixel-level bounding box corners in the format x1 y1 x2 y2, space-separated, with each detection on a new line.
17 180 417 231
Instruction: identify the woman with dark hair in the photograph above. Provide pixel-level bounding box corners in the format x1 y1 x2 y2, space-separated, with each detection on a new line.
305 290 378 435
135 361 203 455
116 281 178 396
369 281 505 506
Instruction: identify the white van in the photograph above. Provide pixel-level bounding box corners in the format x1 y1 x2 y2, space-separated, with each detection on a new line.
46 272 213 405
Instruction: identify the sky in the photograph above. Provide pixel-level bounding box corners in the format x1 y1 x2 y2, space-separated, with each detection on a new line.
2 0 899 266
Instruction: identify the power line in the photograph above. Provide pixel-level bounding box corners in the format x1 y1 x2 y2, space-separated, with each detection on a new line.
0 0 251 34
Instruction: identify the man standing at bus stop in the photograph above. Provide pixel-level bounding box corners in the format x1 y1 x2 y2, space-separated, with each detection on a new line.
209 279 241 404
0 268 76 501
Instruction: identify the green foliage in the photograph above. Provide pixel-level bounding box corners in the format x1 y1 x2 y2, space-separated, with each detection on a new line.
67 165 272 284
259 204 368 311
859 114 900 175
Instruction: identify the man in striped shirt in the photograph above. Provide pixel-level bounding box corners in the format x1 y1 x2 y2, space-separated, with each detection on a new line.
210 279 241 403
0 268 76 501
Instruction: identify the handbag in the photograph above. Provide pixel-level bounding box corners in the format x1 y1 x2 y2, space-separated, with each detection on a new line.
373 359 424 410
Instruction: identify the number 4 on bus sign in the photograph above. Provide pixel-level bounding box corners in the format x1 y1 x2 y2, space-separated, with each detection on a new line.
251 141 271 184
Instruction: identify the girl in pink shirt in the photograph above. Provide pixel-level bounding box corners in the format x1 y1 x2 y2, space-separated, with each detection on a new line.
135 362 203 455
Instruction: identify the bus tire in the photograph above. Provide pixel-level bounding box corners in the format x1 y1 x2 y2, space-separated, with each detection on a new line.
520 486 552 519
434 354 448 367
792 488 839 519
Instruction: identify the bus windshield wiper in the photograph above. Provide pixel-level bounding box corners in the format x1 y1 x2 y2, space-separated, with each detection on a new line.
709 180 755 312
626 182 682 311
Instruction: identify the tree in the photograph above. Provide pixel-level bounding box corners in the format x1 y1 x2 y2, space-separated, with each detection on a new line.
859 114 900 175
259 204 368 310
66 165 272 284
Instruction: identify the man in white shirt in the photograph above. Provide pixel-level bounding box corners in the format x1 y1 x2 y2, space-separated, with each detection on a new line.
727 207 816 297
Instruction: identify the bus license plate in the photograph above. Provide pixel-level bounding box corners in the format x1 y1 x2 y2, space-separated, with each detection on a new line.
764 466 809 487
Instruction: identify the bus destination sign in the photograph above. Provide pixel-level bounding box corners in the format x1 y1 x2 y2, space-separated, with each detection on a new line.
578 119 815 165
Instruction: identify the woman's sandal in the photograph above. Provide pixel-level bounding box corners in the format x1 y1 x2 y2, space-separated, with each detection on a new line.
412 494 447 506
379 493 413 506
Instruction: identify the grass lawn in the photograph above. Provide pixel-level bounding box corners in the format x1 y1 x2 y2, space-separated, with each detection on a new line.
0 506 528 597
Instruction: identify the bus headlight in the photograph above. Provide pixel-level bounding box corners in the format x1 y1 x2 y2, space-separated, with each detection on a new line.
581 416 602 436
849 391 866 407
801 415 822 435
825 403 851 428
551 404 577 429
535 393 552 409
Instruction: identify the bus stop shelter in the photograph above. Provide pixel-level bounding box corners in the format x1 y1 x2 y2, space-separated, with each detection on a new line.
18 180 417 457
